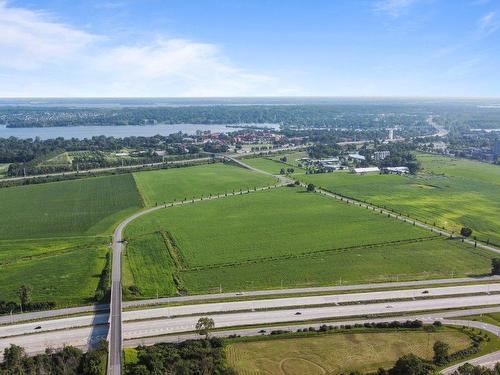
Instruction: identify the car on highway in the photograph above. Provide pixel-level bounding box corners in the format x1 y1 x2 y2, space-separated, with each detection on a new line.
34 326 42 330
422 290 429 294
294 312 302 315
258 329 266 333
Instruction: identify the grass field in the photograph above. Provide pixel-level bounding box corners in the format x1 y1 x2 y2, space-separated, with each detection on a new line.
0 174 143 239
133 163 277 207
0 163 9 177
125 187 434 267
180 238 493 293
226 329 471 375
298 154 500 245
122 232 178 299
123 186 493 297
244 154 306 175
0 237 108 306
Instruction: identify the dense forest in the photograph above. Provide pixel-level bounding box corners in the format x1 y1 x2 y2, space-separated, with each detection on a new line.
0 104 432 129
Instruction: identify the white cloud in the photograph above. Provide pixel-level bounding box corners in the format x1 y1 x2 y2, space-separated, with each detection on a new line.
478 11 499 34
373 0 418 17
0 1 98 69
88 38 282 97
0 1 292 96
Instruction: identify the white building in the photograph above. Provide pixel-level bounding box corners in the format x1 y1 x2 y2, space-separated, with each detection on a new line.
374 151 390 161
384 166 409 174
348 153 366 161
354 167 380 174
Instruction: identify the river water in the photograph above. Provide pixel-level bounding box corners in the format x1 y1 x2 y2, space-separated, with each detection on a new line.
0 123 279 140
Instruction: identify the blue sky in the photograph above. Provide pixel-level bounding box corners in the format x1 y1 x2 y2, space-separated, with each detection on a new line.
0 0 499 97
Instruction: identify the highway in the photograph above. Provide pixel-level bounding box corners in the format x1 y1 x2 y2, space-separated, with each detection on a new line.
3 303 500 361
3 275 499 326
3 283 500 339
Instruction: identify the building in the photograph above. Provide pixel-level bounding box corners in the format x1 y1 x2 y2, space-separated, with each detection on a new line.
373 151 390 161
348 153 366 161
384 166 409 174
354 167 380 174
388 128 394 140
494 139 500 157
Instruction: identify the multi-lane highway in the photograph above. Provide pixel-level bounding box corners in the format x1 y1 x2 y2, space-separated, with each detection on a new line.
3 283 499 340
2 286 500 356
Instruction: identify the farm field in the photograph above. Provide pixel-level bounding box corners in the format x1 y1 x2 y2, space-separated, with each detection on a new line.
125 187 434 267
122 186 493 297
244 154 306 175
226 329 471 375
181 238 493 294
298 154 500 245
0 173 143 239
0 237 108 306
133 162 277 206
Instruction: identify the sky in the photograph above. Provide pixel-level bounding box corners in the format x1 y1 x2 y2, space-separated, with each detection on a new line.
0 0 499 97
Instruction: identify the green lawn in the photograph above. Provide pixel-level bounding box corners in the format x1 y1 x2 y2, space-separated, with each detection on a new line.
0 237 108 306
455 313 500 327
133 163 277 207
298 154 500 245
125 187 434 268
0 174 143 239
181 238 493 294
122 186 493 298
243 157 297 175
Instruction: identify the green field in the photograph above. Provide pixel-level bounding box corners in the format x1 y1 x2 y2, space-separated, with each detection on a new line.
0 237 108 306
244 155 306 175
180 237 493 293
125 187 434 267
299 154 500 245
0 163 9 177
123 186 493 297
0 174 143 239
133 163 277 206
226 329 471 375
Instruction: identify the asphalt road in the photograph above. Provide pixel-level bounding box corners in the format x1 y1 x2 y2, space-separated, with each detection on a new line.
106 161 287 374
121 294 500 339
0 307 500 364
4 283 499 339
4 293 498 356
3 275 499 326
123 275 500 309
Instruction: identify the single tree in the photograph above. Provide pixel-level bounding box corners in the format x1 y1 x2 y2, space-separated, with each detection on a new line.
17 284 33 308
432 340 449 365
460 227 473 237
195 317 215 339
389 354 429 375
279 168 286 175
307 183 316 192
492 258 500 275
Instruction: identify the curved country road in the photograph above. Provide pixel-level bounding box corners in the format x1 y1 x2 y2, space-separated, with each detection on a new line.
107 161 286 374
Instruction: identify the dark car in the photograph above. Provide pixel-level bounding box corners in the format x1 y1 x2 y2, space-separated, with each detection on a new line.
258 329 266 333
422 290 429 294
34 326 42 330
294 312 302 315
